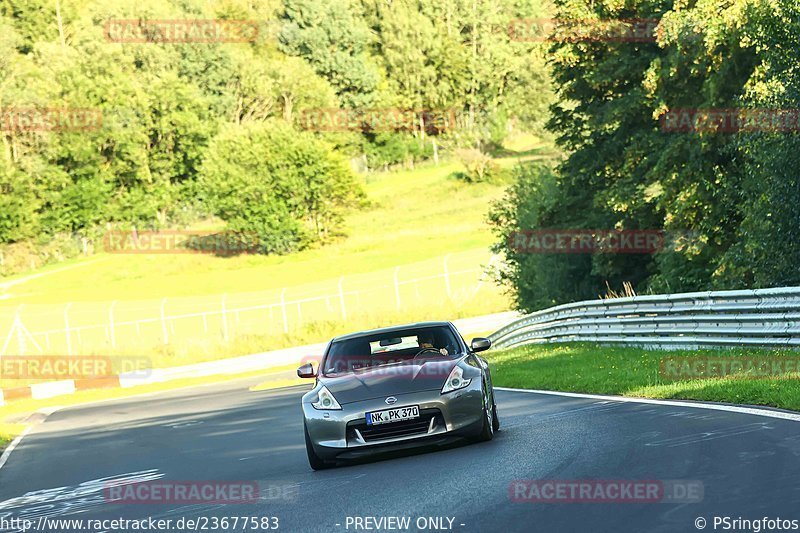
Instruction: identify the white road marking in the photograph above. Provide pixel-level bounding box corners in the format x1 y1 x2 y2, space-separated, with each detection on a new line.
496 387 800 422
0 469 163 519
0 425 35 471
0 406 61 472
164 420 204 429
644 422 774 447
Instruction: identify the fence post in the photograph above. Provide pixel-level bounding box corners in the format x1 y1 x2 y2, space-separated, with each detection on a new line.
280 288 289 333
393 267 402 310
64 303 72 355
221 294 229 342
109 301 117 349
473 253 497 296
1 307 42 356
338 276 347 321
443 254 452 299
160 298 169 345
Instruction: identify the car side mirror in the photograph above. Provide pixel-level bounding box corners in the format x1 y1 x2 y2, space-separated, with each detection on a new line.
297 363 316 378
470 337 491 353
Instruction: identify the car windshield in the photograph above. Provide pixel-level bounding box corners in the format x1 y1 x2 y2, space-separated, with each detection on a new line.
322 326 463 376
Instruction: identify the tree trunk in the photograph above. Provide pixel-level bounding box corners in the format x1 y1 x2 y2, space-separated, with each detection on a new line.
1 134 11 164
282 94 293 122
55 0 66 48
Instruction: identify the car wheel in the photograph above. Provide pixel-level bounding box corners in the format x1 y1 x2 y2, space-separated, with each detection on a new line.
492 402 500 432
304 422 333 470
474 380 495 442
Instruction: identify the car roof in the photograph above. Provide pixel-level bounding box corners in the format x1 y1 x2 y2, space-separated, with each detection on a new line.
332 321 455 342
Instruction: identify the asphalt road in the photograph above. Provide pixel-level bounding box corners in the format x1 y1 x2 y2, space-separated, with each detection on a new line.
1 377 799 533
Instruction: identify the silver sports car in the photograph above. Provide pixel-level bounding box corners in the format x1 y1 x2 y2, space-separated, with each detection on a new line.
297 321 499 470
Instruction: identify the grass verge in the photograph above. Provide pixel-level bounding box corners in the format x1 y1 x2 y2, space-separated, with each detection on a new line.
485 343 800 411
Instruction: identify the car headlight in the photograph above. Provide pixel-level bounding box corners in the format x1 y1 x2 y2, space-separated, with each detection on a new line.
441 365 472 394
312 385 342 410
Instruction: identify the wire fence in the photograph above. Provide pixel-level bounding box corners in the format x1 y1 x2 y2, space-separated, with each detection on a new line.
0 250 503 357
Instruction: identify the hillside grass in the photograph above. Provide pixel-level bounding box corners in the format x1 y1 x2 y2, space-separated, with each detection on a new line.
0 135 559 378
1 155 532 305
485 343 800 411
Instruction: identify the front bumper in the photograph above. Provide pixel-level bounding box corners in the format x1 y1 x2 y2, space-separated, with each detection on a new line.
302 379 484 460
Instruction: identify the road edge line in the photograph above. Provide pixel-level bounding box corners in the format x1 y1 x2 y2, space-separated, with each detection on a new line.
0 423 35 472
496 387 800 422
0 407 63 473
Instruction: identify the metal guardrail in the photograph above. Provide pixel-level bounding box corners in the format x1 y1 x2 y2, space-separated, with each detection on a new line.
488 287 800 350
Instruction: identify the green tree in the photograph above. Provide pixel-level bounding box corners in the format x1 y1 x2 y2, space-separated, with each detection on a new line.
198 121 364 253
279 0 379 108
718 0 800 287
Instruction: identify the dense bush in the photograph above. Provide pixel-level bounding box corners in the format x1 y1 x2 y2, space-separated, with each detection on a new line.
453 149 502 183
363 133 434 169
198 121 365 254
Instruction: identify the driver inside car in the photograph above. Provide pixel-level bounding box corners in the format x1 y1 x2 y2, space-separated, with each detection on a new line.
417 332 435 349
417 332 448 355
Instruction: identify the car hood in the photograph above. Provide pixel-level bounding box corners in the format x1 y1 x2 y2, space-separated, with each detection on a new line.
319 357 462 404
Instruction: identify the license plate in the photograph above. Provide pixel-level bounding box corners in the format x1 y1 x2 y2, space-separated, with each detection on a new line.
366 405 420 426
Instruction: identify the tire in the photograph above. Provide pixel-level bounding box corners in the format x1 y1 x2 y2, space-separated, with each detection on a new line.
492 402 500 432
304 423 333 470
474 380 495 442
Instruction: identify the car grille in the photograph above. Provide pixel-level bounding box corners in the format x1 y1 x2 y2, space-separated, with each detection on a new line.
347 408 444 443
